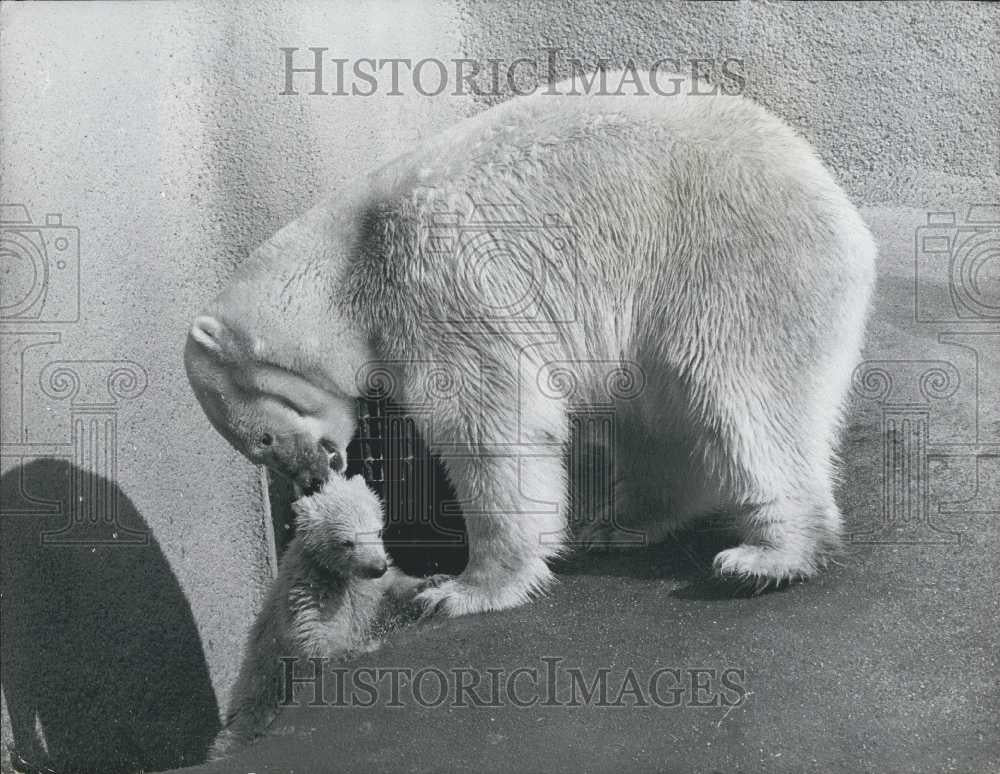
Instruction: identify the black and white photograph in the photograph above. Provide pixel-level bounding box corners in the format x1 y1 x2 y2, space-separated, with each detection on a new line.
0 1 997 772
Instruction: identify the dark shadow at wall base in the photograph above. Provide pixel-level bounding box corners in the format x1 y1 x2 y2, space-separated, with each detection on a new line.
1 458 220 774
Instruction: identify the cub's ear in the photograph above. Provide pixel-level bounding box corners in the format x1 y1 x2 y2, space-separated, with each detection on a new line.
346 474 376 497
291 494 318 523
188 316 229 356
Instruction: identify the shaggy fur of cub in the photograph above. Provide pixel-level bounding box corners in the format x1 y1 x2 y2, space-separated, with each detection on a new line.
210 475 422 757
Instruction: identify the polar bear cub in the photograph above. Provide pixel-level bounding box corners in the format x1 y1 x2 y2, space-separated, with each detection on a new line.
211 475 421 757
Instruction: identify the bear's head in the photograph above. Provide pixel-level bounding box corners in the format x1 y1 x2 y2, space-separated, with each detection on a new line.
184 205 375 493
292 474 389 579
184 313 360 494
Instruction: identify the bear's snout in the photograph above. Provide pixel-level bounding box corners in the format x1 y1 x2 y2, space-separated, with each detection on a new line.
292 451 332 495
319 437 344 473
287 437 347 494
298 474 326 496
359 559 388 579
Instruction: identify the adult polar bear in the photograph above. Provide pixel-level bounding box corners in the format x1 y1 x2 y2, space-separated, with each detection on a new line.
185 71 875 616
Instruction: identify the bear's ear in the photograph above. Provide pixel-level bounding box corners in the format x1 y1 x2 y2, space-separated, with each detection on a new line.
189 316 229 356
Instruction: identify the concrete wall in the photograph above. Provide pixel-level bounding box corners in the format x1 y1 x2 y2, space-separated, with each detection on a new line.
1 1 995 771
0 2 466 771
459 0 998 205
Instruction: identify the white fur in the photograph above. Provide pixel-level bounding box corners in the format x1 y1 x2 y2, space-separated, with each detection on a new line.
187 71 876 617
210 476 421 757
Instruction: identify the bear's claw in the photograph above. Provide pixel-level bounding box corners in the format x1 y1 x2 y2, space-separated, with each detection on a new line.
712 544 816 593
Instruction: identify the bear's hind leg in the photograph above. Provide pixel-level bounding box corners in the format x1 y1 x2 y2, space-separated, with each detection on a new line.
712 493 843 590
694 361 847 589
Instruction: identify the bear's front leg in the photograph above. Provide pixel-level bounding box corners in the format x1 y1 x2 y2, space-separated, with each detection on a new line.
416 451 567 616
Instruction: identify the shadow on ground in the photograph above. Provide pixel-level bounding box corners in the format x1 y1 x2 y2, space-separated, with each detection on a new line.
1 458 219 773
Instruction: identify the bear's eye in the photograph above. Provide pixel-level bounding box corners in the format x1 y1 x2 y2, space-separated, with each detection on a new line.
260 433 273 447
339 540 355 548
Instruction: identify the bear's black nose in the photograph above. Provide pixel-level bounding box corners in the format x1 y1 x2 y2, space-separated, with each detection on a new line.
320 439 344 472
362 561 388 579
303 477 324 496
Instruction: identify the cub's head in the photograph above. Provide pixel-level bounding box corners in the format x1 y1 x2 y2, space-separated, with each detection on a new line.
292 474 389 579
184 313 358 494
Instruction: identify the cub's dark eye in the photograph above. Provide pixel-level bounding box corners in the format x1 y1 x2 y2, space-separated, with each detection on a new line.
260 433 273 447
339 540 355 548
